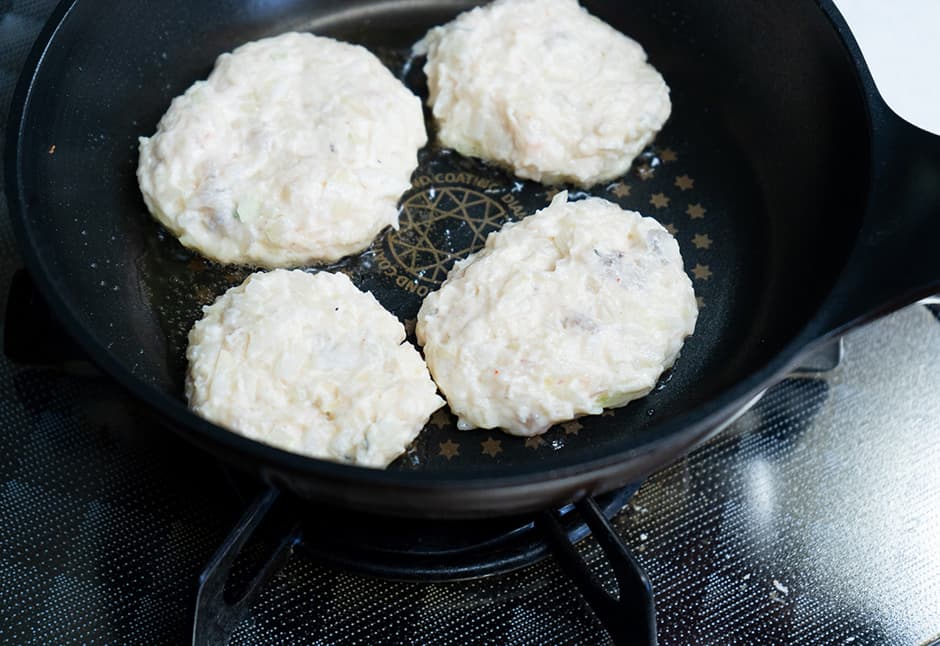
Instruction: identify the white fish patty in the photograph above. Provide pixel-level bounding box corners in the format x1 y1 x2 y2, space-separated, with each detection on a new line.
186 270 444 468
419 0 671 187
417 193 698 436
138 32 427 267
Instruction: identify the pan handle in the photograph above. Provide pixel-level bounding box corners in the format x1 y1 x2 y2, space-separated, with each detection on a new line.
537 497 657 645
813 107 940 339
193 488 302 646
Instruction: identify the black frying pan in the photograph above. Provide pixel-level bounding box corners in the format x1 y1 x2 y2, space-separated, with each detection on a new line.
6 0 939 518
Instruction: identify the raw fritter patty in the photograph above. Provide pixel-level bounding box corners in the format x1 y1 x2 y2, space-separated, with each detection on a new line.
416 193 698 436
138 32 426 267
186 269 444 468
418 0 671 187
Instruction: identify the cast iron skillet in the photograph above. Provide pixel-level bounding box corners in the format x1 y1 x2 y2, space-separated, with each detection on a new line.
6 0 940 518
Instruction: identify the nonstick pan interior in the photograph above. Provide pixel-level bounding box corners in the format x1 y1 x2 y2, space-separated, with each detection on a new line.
9 0 871 482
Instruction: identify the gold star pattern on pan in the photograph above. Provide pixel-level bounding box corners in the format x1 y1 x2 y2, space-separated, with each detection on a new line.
696 296 706 309
692 233 712 249
438 440 460 460
481 436 503 457
687 203 706 219
562 421 583 436
428 408 452 430
525 436 544 449
664 223 678 235
659 148 678 163
609 182 631 198
674 175 694 191
692 264 713 281
636 165 655 181
650 193 670 209
602 409 616 417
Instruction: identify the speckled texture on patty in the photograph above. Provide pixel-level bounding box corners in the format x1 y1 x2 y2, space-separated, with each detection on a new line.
187 269 443 467
138 32 426 267
417 193 697 436
419 0 670 187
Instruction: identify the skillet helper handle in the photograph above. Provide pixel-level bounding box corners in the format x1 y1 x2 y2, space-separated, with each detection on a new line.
537 497 657 646
817 111 940 338
193 488 302 646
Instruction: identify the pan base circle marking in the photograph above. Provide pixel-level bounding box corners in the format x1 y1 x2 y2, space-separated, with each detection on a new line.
385 184 510 286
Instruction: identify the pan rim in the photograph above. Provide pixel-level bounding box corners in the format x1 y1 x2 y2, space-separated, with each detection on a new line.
1 0 900 502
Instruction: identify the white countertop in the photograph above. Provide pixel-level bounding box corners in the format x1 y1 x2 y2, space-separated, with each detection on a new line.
835 0 940 135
